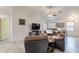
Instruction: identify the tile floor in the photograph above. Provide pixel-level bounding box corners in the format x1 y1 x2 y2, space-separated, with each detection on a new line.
0 40 25 53
53 49 63 53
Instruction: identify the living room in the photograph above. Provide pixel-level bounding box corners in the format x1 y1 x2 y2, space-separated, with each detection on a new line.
0 6 79 53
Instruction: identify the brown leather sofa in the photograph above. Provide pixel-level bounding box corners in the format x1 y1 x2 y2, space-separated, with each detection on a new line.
24 35 48 53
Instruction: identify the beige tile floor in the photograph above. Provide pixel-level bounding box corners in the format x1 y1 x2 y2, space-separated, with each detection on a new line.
53 49 63 53
0 40 25 53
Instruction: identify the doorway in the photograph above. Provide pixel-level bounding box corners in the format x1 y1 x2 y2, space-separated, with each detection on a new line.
0 17 9 41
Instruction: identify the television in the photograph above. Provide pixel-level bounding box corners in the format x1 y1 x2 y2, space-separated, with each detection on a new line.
32 23 40 30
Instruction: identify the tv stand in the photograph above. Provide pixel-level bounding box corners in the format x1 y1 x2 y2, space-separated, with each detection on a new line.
29 30 41 36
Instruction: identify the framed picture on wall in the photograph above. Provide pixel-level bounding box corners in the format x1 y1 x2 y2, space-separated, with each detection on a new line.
19 19 25 25
56 22 65 28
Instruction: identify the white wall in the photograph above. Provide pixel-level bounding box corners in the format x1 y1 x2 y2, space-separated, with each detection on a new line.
62 7 79 37
12 6 46 41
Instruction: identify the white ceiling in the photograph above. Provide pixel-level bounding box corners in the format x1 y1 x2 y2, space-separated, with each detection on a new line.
0 6 79 19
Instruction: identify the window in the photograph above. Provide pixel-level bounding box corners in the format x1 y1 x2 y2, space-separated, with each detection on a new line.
66 21 74 31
